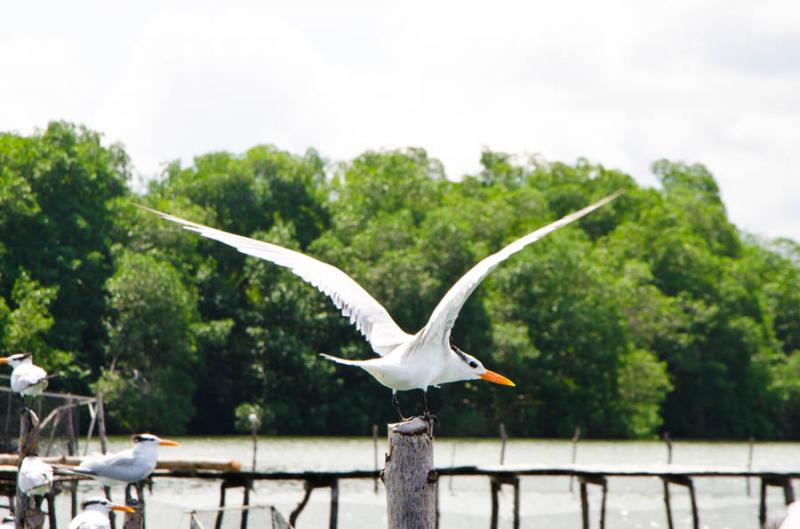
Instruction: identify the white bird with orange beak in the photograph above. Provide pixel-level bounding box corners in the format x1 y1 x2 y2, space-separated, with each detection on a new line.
69 497 135 529
69 434 180 486
0 352 48 398
140 190 621 419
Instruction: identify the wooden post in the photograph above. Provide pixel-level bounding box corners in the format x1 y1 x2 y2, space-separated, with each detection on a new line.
580 480 589 529
384 418 436 529
499 423 508 464
241 483 251 529
329 480 339 529
663 432 673 465
512 477 520 529
214 483 228 529
250 422 257 473
662 479 674 529
97 392 109 455
489 479 500 529
759 478 767 528
687 479 699 529
122 498 144 529
569 426 581 493
373 424 379 494
448 443 456 494
15 408 46 529
746 436 754 496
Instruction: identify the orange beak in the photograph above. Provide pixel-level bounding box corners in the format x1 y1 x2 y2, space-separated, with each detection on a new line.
112 505 136 513
159 439 180 447
0 358 8 365
480 370 516 387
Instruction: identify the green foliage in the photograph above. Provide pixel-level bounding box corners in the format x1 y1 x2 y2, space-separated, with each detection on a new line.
234 403 268 433
97 252 198 434
3 122 800 439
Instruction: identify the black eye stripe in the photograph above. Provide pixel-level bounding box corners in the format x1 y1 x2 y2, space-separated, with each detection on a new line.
450 345 468 362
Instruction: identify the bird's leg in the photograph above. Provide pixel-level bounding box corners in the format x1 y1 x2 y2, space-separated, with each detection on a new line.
392 392 407 421
421 391 438 424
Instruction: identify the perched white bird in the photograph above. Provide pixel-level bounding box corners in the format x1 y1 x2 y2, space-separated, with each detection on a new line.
69 497 134 529
18 456 54 495
69 434 180 486
0 513 14 529
140 190 621 417
0 352 48 397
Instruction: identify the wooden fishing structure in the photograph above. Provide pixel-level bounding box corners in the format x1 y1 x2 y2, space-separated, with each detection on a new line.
0 454 797 528
0 435 796 528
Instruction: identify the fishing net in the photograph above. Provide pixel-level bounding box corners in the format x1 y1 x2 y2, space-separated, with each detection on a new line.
188 505 291 529
0 375 100 458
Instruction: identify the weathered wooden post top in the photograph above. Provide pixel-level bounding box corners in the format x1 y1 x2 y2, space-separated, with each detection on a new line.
383 417 437 529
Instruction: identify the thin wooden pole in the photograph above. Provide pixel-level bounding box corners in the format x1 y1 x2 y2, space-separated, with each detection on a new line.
46 493 57 529
759 478 767 528
214 483 227 529
373 424 379 494
15 408 46 529
84 401 97 455
663 432 673 465
687 479 699 529
600 479 607 529
663 479 674 529
250 424 257 473
580 480 589 529
746 436 754 496
490 479 500 529
499 423 508 465
569 426 581 493
329 480 339 529
384 418 436 529
448 443 456 494
241 483 251 529
784 477 795 504
97 392 108 455
512 477 520 529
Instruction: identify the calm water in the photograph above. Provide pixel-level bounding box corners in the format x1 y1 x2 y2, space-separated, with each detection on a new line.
49 436 800 528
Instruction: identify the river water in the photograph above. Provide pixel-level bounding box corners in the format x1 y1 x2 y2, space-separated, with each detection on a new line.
50 436 799 528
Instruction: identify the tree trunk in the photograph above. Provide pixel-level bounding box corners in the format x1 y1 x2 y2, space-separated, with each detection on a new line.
384 418 436 529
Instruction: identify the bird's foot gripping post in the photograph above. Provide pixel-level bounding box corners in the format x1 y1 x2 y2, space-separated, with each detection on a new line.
383 417 437 529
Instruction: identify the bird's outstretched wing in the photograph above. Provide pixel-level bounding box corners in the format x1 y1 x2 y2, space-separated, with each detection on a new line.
137 205 413 355
419 190 623 346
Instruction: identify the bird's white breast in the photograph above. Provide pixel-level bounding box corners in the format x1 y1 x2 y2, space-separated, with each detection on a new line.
69 511 110 529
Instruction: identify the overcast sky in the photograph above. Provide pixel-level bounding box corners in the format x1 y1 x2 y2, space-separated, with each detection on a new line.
2 0 799 239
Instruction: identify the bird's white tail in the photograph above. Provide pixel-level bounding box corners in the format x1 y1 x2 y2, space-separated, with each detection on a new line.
319 353 365 366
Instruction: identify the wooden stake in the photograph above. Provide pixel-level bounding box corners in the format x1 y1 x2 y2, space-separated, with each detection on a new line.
569 426 581 493
384 418 436 529
499 423 508 465
15 408 46 529
373 424 379 494
122 498 145 529
746 436 754 496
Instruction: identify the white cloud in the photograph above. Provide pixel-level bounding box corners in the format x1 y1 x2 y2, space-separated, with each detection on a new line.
1 0 798 239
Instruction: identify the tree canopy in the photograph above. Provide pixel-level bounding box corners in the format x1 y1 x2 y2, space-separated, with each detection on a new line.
1 122 798 439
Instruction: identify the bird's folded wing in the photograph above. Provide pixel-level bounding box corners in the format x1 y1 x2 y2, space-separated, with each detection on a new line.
420 190 623 346
15 365 47 386
137 205 413 356
77 450 134 472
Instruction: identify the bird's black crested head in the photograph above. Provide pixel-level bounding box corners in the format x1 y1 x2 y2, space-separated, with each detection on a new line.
81 496 111 509
131 433 159 444
451 345 479 369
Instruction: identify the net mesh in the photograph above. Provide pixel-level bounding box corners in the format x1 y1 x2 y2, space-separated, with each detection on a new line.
0 375 96 457
189 506 291 529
